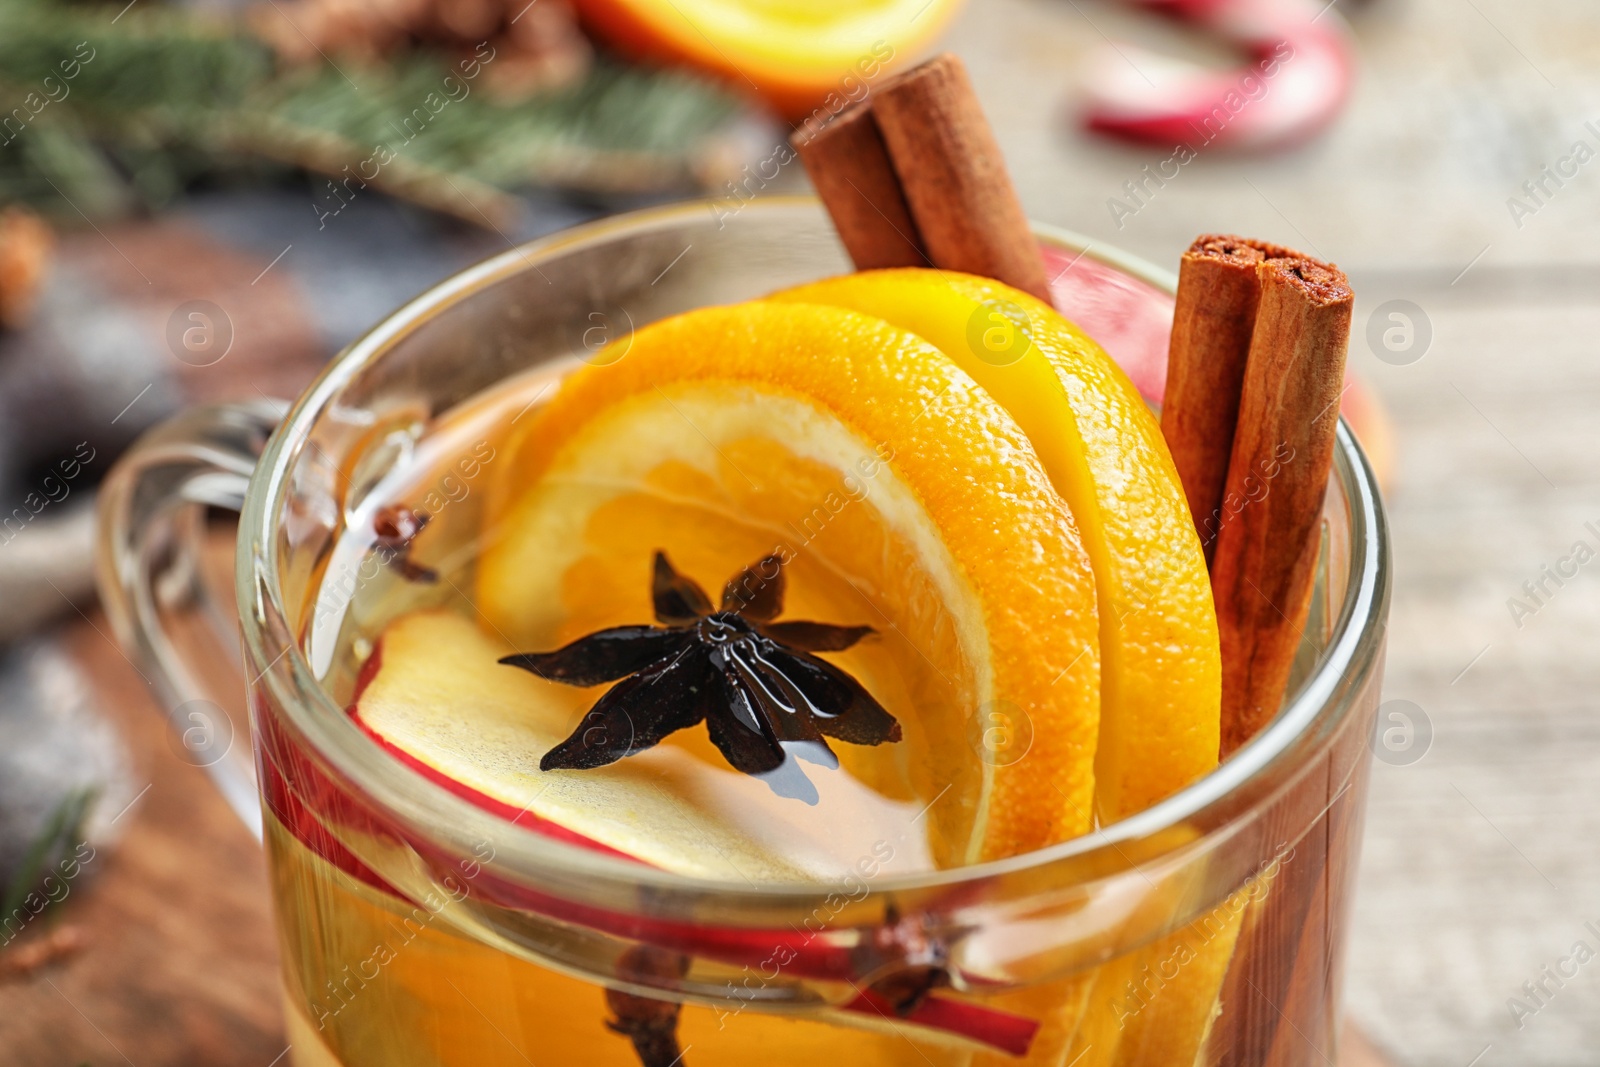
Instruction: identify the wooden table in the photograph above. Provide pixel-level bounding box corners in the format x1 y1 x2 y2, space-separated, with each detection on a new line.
0 620 286 1064
5 0 1598 1063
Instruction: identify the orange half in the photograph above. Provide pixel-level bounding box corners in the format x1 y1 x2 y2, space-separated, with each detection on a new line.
569 0 964 118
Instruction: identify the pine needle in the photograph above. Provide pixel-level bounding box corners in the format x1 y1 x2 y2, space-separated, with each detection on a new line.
0 0 744 225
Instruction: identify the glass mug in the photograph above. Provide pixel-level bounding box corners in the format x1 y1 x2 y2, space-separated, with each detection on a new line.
95 200 1389 1066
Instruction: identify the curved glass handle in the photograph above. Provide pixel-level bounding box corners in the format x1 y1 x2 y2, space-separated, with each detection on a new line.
95 400 289 839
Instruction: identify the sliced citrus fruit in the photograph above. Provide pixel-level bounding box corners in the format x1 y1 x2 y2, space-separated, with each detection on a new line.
1108 890 1249 1067
476 300 1100 865
769 269 1221 824
569 0 963 119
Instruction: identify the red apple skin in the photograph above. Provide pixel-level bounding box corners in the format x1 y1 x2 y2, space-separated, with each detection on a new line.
350 704 647 866
351 641 384 703
1039 243 1396 492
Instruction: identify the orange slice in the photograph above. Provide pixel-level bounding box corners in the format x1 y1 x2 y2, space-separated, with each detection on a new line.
476 300 1099 865
569 0 964 119
770 269 1221 823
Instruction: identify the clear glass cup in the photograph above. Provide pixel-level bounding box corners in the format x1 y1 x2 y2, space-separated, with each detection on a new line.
95 199 1389 1066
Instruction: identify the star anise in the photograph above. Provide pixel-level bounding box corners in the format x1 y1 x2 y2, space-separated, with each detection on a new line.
500 551 900 802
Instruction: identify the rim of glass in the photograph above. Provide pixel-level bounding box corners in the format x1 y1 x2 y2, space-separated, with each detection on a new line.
239 196 1389 898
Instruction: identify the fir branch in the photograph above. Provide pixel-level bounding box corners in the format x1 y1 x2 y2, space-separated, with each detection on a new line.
0 0 744 224
218 111 526 230
249 56 741 194
0 786 95 931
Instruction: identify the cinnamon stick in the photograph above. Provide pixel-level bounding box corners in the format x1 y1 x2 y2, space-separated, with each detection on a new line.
872 55 1051 301
790 54 1051 301
1210 255 1353 757
1161 235 1291 560
1214 658 1374 1066
793 103 928 270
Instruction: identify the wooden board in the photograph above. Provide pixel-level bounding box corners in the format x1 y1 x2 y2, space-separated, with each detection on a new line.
0 618 286 1065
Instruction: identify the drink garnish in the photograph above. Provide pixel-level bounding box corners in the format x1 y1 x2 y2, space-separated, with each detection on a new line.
604 945 690 1067
851 903 960 1015
1161 239 1354 756
500 550 900 800
371 504 438 583
792 53 1052 301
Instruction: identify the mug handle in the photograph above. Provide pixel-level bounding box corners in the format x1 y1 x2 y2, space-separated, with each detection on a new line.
94 399 289 839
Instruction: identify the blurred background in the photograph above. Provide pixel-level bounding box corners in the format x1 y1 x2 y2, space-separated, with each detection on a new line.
0 0 1595 1064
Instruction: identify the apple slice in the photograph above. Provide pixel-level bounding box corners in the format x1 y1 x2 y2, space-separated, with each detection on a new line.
349 609 1042 1056
354 609 934 882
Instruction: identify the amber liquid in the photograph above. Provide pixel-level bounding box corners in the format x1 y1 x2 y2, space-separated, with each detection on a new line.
268 814 980 1066
266 366 1366 1067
